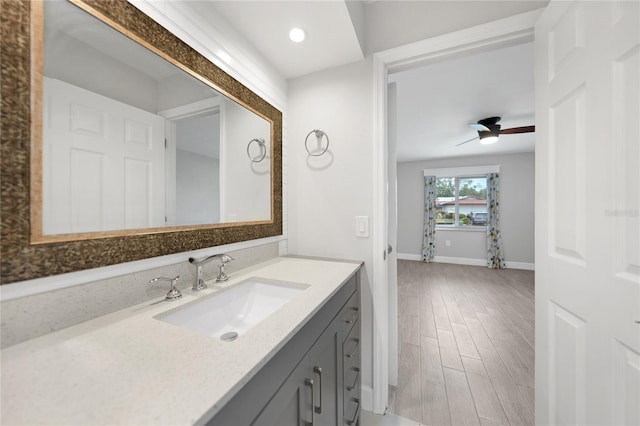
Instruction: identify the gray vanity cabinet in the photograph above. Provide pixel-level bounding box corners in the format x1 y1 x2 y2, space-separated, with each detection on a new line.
202 268 360 426
340 287 361 426
251 357 312 425
308 314 343 426
253 316 342 426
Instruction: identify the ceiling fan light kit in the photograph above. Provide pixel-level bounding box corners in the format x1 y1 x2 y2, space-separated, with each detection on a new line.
456 116 535 147
479 133 499 144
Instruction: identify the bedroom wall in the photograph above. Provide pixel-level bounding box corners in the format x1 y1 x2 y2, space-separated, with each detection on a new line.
397 152 535 268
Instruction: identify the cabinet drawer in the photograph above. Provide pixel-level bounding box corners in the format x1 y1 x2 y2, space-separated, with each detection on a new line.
339 291 360 342
343 325 360 377
344 365 360 402
344 396 361 426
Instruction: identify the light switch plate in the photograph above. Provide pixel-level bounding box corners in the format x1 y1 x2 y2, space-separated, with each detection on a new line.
355 216 369 238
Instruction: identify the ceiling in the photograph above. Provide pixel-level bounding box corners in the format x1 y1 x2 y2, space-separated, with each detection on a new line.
209 1 365 79
390 42 535 162
209 1 538 162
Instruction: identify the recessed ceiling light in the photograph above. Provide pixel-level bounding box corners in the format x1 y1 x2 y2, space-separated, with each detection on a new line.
289 28 306 43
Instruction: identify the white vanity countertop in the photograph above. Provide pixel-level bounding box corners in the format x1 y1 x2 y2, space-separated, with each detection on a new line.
0 257 361 425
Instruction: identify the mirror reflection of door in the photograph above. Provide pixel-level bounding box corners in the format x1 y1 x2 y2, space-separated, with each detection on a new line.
169 109 221 226
42 77 166 234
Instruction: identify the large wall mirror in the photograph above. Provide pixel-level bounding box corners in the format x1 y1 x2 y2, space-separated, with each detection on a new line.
0 0 283 284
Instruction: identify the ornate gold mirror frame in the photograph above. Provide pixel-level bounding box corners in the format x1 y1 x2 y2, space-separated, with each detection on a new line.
0 0 283 284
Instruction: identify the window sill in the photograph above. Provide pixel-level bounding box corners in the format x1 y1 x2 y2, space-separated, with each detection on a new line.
436 226 486 233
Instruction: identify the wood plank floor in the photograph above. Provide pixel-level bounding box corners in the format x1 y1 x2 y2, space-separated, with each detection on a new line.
390 261 534 426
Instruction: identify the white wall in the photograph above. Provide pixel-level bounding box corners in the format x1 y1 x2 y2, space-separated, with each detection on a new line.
45 32 159 113
176 150 220 225
287 57 375 405
397 153 535 265
220 99 271 222
45 10 219 115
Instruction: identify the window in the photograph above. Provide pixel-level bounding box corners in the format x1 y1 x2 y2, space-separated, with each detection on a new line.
425 165 499 229
435 176 488 227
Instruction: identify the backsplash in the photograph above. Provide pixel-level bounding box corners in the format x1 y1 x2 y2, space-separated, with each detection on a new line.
0 242 279 349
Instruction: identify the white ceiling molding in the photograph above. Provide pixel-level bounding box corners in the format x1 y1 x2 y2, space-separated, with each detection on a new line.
376 9 543 73
129 0 287 110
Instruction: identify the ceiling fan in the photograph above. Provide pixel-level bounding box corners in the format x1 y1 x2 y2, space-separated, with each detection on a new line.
456 116 535 146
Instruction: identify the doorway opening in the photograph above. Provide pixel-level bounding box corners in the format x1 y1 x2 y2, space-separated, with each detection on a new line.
386 39 535 425
370 9 542 416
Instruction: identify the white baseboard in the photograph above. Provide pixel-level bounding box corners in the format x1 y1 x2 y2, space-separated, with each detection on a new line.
397 253 534 270
505 261 535 271
361 385 374 412
397 253 421 261
434 256 486 266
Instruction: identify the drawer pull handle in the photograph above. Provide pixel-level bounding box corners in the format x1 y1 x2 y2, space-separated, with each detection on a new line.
305 378 315 426
313 366 323 414
345 397 361 426
347 367 360 391
343 307 359 324
346 338 360 358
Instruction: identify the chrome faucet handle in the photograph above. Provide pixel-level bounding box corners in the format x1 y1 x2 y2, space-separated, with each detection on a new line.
216 255 234 282
149 275 182 300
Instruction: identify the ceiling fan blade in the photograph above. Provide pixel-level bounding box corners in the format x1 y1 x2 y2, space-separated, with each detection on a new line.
469 123 490 132
500 125 535 134
455 136 479 147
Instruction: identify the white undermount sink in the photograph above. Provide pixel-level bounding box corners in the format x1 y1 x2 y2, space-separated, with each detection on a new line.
156 277 309 340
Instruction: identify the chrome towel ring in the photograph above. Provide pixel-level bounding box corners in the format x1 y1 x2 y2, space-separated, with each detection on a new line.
247 137 267 162
305 129 329 156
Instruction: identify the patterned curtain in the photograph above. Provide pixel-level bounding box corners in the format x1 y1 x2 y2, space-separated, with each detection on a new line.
422 175 437 262
486 173 506 269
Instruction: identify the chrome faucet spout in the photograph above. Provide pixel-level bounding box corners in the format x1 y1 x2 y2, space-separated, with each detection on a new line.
188 254 234 289
188 253 222 266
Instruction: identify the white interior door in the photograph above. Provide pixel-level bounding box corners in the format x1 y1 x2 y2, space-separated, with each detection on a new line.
535 1 639 424
43 78 165 234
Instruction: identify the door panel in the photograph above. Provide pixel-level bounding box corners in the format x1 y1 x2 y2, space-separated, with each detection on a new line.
548 301 587 425
549 84 587 263
252 358 311 426
613 340 640 425
535 1 640 425
612 33 640 281
309 320 342 426
43 77 165 234
124 158 152 229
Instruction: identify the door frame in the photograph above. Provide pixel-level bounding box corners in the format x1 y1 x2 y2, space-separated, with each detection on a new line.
370 8 544 414
158 98 221 225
